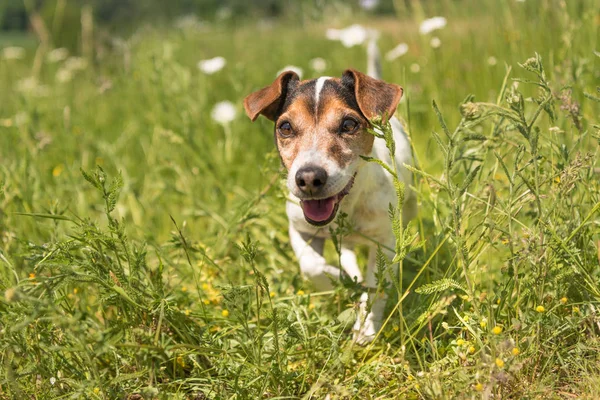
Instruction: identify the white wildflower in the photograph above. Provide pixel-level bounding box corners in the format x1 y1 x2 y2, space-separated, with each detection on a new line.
16 77 38 92
410 63 421 73
359 0 379 10
309 57 327 73
419 17 447 35
197 56 226 74
56 68 73 83
487 56 497 66
430 37 442 48
174 14 204 30
276 65 303 79
2 46 25 60
326 24 368 48
64 57 88 71
385 43 409 61
50 377 56 385
211 101 237 125
15 112 29 126
47 48 69 63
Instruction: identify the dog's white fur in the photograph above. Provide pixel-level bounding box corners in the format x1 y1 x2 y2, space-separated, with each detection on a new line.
287 111 416 343
244 38 416 343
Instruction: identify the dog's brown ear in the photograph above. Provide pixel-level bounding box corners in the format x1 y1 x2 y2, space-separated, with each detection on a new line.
342 69 403 122
244 71 300 122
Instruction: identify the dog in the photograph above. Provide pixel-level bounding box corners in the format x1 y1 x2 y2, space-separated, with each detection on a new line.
243 45 416 343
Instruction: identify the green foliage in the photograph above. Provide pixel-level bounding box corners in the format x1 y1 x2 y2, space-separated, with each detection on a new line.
1 0 599 398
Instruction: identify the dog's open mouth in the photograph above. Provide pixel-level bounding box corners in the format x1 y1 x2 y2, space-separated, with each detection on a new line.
300 175 355 226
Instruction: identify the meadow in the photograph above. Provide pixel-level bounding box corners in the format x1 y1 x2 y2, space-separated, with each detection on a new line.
1 0 599 398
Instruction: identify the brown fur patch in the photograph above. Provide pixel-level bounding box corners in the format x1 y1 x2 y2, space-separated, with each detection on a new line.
275 77 376 170
245 71 402 171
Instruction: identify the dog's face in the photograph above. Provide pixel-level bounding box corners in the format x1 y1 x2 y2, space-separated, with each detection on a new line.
244 69 402 226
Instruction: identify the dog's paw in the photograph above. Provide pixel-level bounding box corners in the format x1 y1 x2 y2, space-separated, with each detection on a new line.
352 315 380 344
352 293 384 345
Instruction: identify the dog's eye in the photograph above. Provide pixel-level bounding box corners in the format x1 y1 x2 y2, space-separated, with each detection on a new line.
340 118 358 133
278 121 293 137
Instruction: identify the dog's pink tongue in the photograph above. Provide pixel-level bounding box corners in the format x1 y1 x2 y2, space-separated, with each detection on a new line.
301 197 336 222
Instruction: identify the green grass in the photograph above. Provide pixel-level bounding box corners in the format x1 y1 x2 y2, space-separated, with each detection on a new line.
1 0 599 398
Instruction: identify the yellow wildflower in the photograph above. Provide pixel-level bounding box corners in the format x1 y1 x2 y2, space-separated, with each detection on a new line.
221 309 229 317
512 347 520 356
474 382 483 392
52 164 64 177
495 358 505 368
181 286 187 292
492 325 503 335
270 291 276 298
468 346 476 354
573 306 580 314
203 299 210 305
297 290 305 296
456 338 465 346
29 273 36 279
93 387 100 395
480 318 487 328
535 305 545 313
560 297 567 304
176 355 185 367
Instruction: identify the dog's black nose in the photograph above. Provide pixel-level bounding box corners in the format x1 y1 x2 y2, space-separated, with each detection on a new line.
295 166 328 193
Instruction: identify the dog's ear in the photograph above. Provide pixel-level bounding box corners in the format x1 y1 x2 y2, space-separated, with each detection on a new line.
244 71 300 122
342 69 403 122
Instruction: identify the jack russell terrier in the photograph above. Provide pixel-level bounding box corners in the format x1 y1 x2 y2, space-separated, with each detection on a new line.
243 50 416 343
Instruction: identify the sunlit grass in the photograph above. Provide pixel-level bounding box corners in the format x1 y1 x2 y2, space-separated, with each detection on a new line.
0 0 599 398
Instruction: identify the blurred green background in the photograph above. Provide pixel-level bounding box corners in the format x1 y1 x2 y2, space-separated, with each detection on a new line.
1 0 599 397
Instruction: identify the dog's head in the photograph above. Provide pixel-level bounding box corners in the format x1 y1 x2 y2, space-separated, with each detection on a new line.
244 69 403 226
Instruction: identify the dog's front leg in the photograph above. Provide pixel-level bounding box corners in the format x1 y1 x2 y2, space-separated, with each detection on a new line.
353 244 394 344
289 224 348 291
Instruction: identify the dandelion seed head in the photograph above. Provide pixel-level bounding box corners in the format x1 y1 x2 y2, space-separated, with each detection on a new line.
50 377 56 385
410 63 421 73
430 37 442 48
487 56 497 66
